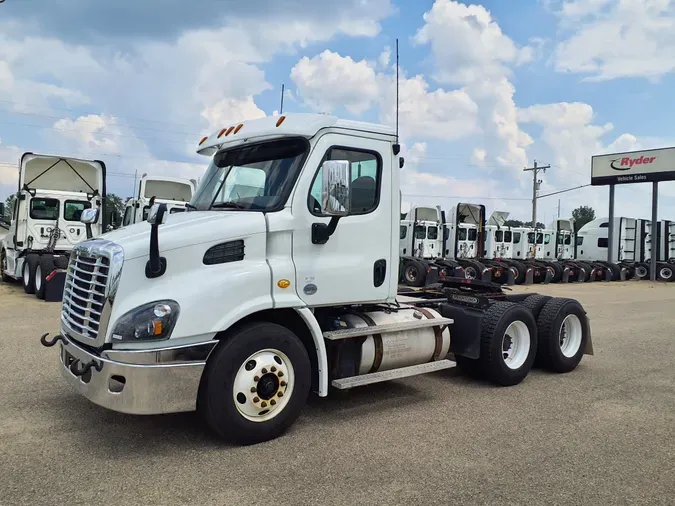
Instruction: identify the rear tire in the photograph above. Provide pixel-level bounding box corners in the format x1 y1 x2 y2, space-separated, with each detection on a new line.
508 261 527 284
403 260 427 287
478 301 537 386
462 260 485 280
35 255 55 300
657 264 674 282
635 263 649 280
535 298 589 373
0 249 11 282
22 254 39 294
198 322 311 445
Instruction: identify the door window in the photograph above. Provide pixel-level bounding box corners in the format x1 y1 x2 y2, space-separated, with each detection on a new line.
513 232 521 244
414 225 426 239
427 226 438 240
468 229 477 241
400 225 407 240
308 147 381 216
123 206 133 226
495 231 504 242
504 231 512 242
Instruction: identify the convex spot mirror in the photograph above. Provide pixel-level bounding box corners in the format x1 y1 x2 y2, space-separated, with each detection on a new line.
80 208 99 224
147 203 168 225
320 160 351 217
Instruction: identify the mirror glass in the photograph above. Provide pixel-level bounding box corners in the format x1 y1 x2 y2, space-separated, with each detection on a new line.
147 203 168 225
320 160 351 216
80 208 99 224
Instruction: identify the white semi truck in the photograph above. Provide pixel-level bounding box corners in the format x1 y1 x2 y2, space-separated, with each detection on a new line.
121 175 196 226
39 113 593 445
1 153 105 298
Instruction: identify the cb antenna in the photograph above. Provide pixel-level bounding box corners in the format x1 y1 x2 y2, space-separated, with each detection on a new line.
280 83 285 115
393 38 401 156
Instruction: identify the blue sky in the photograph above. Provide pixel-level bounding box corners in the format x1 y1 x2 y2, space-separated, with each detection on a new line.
2 0 675 224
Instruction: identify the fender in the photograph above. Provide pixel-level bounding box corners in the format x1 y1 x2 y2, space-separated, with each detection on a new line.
295 307 329 397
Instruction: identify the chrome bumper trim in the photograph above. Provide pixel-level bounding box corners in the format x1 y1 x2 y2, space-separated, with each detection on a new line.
58 334 218 415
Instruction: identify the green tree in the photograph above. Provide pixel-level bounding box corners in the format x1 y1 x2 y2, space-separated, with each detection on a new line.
104 193 125 230
3 194 15 221
504 219 523 227
572 205 596 232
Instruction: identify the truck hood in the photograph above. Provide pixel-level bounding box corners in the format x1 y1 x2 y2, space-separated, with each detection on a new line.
100 211 266 260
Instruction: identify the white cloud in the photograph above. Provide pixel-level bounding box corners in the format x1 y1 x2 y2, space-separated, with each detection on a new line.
472 147 487 165
378 47 391 68
290 50 479 140
0 138 22 187
413 0 534 174
554 0 675 80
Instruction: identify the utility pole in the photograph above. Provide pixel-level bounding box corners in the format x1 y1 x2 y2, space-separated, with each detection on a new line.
523 160 550 228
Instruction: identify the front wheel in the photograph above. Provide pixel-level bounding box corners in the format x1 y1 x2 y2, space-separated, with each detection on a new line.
198 322 311 445
22 254 39 294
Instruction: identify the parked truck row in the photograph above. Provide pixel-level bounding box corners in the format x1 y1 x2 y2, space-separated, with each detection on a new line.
0 153 196 299
398 202 675 287
37 113 594 445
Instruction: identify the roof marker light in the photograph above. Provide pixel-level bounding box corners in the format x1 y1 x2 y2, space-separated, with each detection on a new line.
199 136 208 145
276 116 286 127
217 128 228 138
225 126 235 136
234 123 243 134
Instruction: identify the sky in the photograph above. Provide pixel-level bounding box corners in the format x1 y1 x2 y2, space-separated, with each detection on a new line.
2 0 675 225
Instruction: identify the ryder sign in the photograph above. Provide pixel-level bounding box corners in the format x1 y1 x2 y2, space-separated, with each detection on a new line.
591 147 675 185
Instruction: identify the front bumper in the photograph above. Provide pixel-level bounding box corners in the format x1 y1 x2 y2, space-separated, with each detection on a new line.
55 332 218 415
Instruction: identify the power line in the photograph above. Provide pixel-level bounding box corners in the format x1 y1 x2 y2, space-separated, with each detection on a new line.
403 193 529 201
538 184 591 199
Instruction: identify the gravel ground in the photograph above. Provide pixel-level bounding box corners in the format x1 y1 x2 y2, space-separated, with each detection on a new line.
1 280 674 506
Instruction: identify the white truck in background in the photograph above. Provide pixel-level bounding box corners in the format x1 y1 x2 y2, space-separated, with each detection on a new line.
39 113 593 446
1 153 106 298
121 175 196 226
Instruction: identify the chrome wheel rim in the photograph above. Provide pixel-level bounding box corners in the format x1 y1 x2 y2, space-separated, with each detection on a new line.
502 321 530 370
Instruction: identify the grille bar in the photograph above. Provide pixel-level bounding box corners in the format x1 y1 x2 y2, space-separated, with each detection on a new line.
61 251 110 340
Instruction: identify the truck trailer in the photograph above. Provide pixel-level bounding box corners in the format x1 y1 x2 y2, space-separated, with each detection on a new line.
1 153 106 299
39 113 593 445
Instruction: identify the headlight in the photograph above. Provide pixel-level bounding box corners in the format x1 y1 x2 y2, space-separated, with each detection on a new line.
111 300 180 342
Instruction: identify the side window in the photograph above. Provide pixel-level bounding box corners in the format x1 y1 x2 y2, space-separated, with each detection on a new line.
427 226 438 240
536 233 544 244
142 206 150 221
599 222 609 228
458 228 467 241
64 200 92 222
598 237 608 248
513 232 521 244
504 231 512 243
544 233 551 244
527 232 535 244
495 230 504 242
308 147 381 216
576 236 584 246
414 225 426 239
123 207 133 226
30 198 59 220
400 225 407 240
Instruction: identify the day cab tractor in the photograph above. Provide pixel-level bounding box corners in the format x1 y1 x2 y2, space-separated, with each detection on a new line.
39 113 593 446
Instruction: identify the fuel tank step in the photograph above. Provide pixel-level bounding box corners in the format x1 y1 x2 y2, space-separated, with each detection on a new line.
323 317 454 341
331 359 456 390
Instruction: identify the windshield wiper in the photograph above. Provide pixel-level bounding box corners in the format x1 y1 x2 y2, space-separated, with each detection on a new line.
211 201 246 210
185 203 197 210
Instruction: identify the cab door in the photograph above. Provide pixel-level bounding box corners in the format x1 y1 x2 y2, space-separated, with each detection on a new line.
291 133 393 306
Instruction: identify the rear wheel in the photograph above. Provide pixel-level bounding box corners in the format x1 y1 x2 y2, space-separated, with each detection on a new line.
657 264 674 282
508 261 527 284
35 255 55 300
478 301 537 386
0 249 10 282
198 322 311 445
535 298 589 373
462 260 484 280
403 260 427 287
22 254 39 294
547 262 563 283
635 264 649 280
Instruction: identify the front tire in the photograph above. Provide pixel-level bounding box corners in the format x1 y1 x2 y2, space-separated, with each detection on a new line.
198 322 311 445
35 255 55 300
0 249 11 282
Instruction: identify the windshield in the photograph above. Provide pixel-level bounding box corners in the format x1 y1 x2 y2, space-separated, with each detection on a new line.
190 138 308 211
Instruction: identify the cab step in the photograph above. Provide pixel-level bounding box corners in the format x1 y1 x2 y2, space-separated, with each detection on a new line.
323 317 454 341
331 359 456 389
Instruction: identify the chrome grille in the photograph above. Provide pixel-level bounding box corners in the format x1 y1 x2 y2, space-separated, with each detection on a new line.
61 252 110 340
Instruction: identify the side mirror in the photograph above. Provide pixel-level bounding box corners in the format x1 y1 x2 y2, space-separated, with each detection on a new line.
0 203 4 217
80 208 99 224
109 211 118 229
147 203 167 225
320 160 351 216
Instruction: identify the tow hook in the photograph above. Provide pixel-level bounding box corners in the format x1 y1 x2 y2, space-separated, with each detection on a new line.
69 359 103 377
40 333 65 347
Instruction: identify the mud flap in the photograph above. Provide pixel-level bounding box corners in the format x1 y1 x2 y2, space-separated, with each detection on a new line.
584 315 594 356
506 268 515 286
578 268 587 282
620 267 628 281
524 267 534 285
562 267 571 283
543 267 553 284
604 268 613 282
481 268 492 282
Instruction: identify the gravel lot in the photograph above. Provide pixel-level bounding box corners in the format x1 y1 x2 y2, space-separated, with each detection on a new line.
1 280 674 505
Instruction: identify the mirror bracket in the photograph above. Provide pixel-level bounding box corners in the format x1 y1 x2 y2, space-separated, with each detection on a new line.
311 217 341 245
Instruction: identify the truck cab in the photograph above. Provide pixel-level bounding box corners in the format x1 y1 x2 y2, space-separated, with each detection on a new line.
484 211 512 260
1 153 105 297
41 113 593 447
399 204 443 259
122 175 196 226
555 218 575 260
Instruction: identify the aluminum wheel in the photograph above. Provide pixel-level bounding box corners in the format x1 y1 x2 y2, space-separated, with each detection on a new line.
22 262 30 286
232 349 294 423
635 266 648 278
35 264 42 292
559 314 583 358
404 265 419 283
464 266 477 279
501 320 531 370
659 267 673 280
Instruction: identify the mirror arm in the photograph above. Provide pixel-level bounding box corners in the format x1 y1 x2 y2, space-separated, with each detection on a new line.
85 223 93 239
311 216 341 245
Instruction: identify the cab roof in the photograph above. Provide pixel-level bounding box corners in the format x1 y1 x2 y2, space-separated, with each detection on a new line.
196 113 397 156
